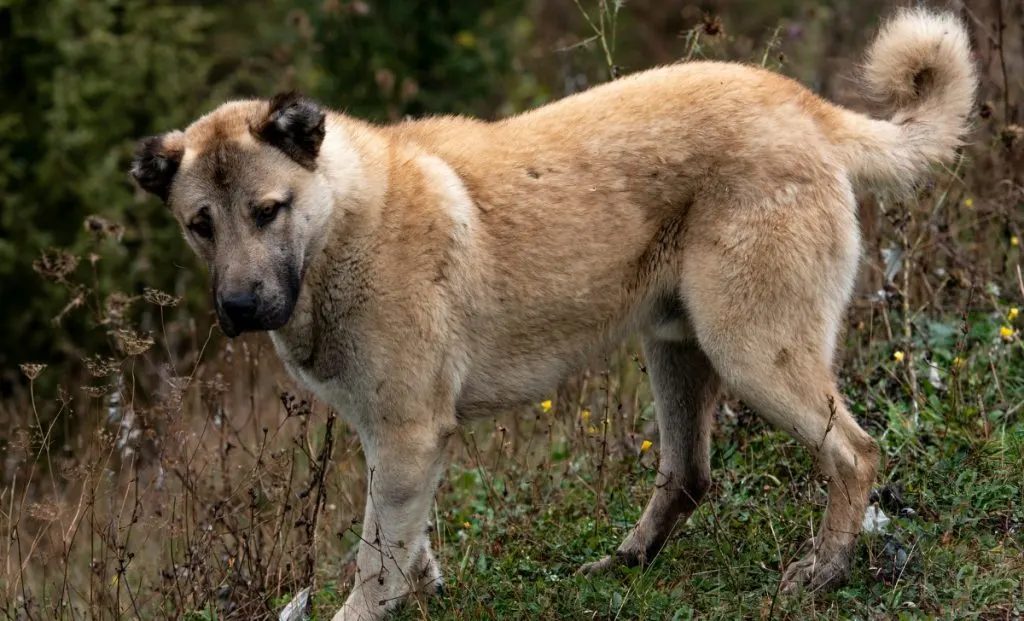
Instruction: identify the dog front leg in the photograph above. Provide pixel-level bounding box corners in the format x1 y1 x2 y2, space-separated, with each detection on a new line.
332 419 451 621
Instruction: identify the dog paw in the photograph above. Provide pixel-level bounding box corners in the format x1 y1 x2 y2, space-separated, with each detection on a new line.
576 555 616 576
414 547 444 597
432 579 446 598
780 539 851 593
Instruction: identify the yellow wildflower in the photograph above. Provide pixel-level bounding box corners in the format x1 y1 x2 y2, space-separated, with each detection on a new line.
1012 236 1020 247
580 409 591 424
1008 307 1020 322
963 197 974 208
462 521 471 529
640 439 653 453
540 399 552 413
999 325 1014 341
587 425 598 434
952 356 965 369
893 350 905 362
455 31 476 48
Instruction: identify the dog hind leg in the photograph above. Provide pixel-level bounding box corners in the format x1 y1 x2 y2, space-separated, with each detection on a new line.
579 337 721 574
677 189 879 590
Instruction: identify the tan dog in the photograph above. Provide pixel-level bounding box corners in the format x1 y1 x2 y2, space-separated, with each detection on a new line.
130 8 975 620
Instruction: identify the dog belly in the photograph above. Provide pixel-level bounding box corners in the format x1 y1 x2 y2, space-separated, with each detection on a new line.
455 305 657 418
458 354 579 414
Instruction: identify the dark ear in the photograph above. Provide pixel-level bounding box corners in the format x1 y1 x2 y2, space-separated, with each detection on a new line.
254 91 326 169
130 132 184 203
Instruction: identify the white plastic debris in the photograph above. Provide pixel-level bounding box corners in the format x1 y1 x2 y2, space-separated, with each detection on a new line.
927 364 946 391
881 245 903 284
279 587 311 621
862 506 891 534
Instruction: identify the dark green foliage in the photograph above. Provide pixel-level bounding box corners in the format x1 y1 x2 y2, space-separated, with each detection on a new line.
0 0 219 379
308 1 527 121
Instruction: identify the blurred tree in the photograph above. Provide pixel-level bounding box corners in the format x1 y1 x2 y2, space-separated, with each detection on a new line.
307 0 530 121
1 0 208 385
961 0 1023 184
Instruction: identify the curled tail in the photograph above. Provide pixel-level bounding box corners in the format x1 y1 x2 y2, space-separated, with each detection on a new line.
839 8 977 190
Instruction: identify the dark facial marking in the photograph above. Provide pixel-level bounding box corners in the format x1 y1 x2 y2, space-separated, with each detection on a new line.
212 141 231 189
192 140 252 204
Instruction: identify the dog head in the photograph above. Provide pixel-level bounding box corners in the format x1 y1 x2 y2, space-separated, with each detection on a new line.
130 92 336 337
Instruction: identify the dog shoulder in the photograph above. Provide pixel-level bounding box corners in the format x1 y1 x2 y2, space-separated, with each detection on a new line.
411 152 476 238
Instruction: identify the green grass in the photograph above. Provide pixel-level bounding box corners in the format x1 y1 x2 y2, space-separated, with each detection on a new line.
303 312 1023 620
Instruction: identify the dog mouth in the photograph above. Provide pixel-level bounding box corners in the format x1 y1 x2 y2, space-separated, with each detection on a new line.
217 308 293 338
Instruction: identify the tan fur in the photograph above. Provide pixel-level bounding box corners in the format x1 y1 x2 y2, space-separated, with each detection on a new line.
131 9 976 620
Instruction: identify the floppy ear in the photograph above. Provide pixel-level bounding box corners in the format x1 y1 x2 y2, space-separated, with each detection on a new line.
130 132 184 203
254 91 326 169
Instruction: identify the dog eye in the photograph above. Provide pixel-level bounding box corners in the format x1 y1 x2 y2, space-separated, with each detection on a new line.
254 199 287 228
188 212 214 240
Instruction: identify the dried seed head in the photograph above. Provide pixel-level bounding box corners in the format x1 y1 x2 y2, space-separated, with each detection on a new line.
83 355 121 377
84 215 125 242
19 363 46 381
112 328 155 356
10 428 31 453
58 458 94 481
157 376 191 415
203 374 228 396
280 391 312 417
143 288 181 308
33 249 80 283
1000 124 1023 150
700 13 724 38
104 292 136 325
83 384 117 398
26 499 62 523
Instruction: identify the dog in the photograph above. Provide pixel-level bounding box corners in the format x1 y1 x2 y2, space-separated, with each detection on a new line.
130 8 976 619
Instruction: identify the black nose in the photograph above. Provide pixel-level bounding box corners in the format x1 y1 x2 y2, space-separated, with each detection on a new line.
220 291 259 324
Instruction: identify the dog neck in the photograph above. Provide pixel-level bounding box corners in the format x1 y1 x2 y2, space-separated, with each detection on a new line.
266 115 403 383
